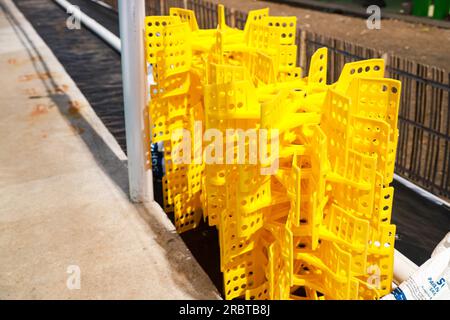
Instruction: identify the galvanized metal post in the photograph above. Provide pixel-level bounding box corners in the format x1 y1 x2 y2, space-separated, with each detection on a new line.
118 0 153 202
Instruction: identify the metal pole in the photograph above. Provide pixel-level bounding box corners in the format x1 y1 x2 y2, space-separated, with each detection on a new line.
118 0 153 202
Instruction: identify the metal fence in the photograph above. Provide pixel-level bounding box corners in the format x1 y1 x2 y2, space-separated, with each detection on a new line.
302 31 450 200
104 0 450 200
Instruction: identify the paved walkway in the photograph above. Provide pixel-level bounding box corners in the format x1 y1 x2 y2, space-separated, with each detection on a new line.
0 0 220 299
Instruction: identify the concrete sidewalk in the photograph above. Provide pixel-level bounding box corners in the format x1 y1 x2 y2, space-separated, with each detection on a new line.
0 0 220 299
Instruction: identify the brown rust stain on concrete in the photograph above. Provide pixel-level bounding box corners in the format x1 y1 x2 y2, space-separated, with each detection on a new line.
23 88 39 96
23 84 69 98
70 124 85 136
56 84 69 94
67 100 82 118
18 72 56 82
30 104 49 117
7 56 41 66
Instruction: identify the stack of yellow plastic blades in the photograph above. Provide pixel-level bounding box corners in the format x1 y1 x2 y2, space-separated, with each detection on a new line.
146 5 400 300
145 13 203 232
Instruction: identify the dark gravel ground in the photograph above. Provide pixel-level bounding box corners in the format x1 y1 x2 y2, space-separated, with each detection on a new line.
13 0 449 295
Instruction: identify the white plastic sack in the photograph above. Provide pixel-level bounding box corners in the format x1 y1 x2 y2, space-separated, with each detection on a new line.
382 232 449 300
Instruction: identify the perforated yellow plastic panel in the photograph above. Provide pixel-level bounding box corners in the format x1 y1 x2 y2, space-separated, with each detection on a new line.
145 16 181 65
308 47 328 88
335 59 385 93
169 8 199 31
146 5 400 300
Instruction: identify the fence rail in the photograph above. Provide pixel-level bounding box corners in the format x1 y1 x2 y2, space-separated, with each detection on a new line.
103 0 450 201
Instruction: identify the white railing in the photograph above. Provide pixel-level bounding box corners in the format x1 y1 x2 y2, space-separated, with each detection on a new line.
54 0 121 52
